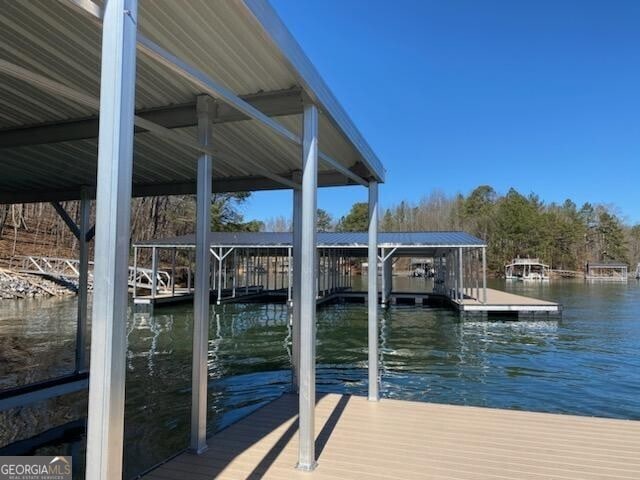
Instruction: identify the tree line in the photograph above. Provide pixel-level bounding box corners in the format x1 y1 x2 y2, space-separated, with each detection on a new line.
2 186 640 274
328 186 640 273
265 185 640 273
0 193 260 260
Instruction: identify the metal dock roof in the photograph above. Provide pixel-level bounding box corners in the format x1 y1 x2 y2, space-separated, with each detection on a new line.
0 0 384 204
135 231 486 250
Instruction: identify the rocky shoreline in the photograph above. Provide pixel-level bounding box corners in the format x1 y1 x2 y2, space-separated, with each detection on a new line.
0 268 76 300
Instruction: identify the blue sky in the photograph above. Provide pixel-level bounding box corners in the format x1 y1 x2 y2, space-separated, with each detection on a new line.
242 0 640 225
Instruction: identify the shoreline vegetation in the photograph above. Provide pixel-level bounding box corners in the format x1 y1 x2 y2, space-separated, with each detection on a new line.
269 185 640 273
1 186 639 281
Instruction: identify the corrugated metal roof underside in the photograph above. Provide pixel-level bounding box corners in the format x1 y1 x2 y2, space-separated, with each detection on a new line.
0 0 383 201
135 231 486 248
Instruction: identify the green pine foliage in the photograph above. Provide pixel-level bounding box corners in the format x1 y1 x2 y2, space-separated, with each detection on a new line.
380 185 637 273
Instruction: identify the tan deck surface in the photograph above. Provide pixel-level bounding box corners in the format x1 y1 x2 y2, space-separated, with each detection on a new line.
459 288 558 307
144 393 640 480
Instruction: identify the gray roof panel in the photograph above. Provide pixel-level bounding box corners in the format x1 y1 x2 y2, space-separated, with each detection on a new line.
0 0 384 203
135 231 486 248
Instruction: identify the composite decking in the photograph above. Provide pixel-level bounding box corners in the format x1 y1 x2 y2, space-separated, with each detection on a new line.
143 393 640 480
453 287 561 313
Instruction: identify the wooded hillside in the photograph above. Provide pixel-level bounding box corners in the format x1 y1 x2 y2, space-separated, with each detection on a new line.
0 193 260 262
2 185 639 274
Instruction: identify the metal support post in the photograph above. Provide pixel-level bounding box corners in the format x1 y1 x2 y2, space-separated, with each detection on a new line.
190 95 214 454
171 248 176 296
266 250 270 291
292 187 302 391
132 246 138 299
296 102 318 471
287 247 293 305
245 250 249 295
217 247 223 305
151 246 158 299
274 254 279 290
368 180 379 401
459 247 464 300
232 249 237 298
85 1 137 477
76 187 90 373
482 246 487 304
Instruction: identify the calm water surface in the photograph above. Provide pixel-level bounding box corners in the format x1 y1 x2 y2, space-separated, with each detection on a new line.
1 278 639 478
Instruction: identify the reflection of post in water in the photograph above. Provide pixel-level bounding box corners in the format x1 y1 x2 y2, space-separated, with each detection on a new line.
128 309 175 377
380 308 389 377
209 311 223 368
286 307 293 387
147 311 164 376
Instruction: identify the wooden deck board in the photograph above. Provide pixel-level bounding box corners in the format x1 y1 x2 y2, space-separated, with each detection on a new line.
143 393 640 480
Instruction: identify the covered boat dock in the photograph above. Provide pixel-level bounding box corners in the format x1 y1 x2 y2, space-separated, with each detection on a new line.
0 0 386 475
0 1 575 479
131 231 489 308
133 231 560 316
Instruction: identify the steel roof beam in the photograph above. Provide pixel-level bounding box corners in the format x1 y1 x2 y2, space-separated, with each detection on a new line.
0 59 297 190
0 88 302 149
0 171 355 204
61 0 371 188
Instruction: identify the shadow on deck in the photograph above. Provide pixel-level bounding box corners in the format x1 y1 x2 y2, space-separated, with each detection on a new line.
143 393 640 480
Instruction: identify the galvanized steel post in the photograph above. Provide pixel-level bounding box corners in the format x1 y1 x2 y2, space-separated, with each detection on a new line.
151 246 158 299
287 246 293 305
232 249 237 298
296 102 318 471
482 246 487 304
380 247 386 305
459 247 464 300
76 187 90 373
190 95 214 454
368 180 379 401
217 247 223 305
132 246 138 299
292 186 302 391
85 0 137 478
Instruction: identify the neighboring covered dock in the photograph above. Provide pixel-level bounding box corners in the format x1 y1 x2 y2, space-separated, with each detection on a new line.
133 230 560 315
505 257 550 281
586 262 629 281
132 230 489 307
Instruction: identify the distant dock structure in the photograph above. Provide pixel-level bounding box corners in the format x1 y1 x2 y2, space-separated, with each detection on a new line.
133 231 561 317
585 261 628 281
505 257 550 281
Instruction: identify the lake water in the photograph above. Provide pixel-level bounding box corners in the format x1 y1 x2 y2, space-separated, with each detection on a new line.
1 278 639 479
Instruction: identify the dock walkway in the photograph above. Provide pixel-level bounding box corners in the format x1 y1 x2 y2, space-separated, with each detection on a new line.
453 287 561 314
144 393 639 480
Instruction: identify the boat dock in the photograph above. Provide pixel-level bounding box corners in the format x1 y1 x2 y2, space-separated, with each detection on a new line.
452 287 561 315
143 393 640 480
133 232 560 316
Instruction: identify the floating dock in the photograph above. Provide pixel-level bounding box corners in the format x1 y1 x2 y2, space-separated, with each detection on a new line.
143 393 640 480
132 286 266 306
452 287 561 314
134 286 561 317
